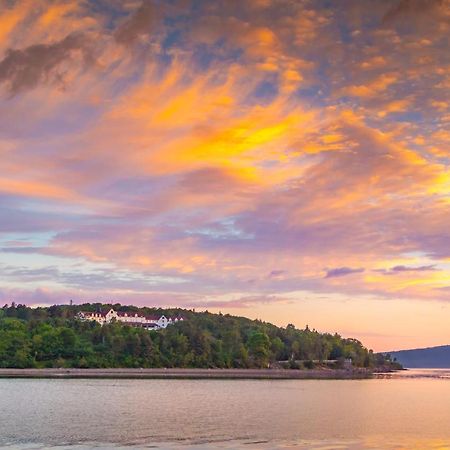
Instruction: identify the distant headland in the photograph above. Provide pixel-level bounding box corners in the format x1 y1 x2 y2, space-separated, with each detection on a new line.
388 345 450 369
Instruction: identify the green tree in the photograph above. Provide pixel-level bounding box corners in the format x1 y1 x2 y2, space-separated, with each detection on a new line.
247 331 270 368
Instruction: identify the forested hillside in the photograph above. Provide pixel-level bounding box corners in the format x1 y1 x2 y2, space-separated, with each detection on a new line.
0 303 396 369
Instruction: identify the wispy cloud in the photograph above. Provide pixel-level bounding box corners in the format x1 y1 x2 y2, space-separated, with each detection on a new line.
113 0 158 46
0 32 94 95
0 0 449 332
325 267 365 279
390 264 438 273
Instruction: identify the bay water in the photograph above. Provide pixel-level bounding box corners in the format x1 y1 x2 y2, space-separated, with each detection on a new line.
0 369 449 449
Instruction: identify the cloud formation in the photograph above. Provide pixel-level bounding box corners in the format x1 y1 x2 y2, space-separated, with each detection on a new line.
325 267 365 279
0 32 94 95
390 265 438 273
383 0 446 23
114 0 158 46
0 0 449 349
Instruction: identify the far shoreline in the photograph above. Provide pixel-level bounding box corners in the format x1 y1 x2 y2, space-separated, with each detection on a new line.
0 367 385 380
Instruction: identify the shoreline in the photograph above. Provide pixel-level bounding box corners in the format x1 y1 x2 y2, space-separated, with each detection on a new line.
0 367 377 380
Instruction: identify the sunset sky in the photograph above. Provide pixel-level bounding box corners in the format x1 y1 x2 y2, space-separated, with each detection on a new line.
0 0 449 351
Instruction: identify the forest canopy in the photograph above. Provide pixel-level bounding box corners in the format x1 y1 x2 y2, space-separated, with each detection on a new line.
0 303 397 369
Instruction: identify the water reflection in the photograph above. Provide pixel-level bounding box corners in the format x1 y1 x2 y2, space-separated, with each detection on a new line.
1 438 449 449
375 368 450 379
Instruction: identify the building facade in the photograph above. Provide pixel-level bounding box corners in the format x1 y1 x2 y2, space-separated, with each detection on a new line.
77 308 184 330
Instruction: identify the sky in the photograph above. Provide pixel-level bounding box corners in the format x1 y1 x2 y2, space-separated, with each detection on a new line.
0 0 449 352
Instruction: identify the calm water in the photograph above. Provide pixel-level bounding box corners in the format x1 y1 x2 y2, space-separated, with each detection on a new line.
0 370 449 449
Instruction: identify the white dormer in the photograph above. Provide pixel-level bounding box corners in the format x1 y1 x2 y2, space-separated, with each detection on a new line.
105 309 118 322
157 315 169 328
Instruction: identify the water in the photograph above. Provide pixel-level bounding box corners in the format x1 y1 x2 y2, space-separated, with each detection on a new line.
0 370 449 449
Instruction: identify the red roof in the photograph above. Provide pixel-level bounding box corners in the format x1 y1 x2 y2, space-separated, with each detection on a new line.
116 311 141 317
145 315 161 320
80 311 104 317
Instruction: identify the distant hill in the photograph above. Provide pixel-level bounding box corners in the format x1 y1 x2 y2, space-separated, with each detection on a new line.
389 345 450 368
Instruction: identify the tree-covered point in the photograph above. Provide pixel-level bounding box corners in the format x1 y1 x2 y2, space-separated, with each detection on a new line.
0 303 398 370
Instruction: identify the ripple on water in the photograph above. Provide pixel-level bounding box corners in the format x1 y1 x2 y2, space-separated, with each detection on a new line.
0 376 449 449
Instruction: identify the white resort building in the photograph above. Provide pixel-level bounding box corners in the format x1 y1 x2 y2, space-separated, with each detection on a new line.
77 308 184 330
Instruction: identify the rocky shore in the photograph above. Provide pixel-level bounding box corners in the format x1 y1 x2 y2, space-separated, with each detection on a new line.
0 367 376 379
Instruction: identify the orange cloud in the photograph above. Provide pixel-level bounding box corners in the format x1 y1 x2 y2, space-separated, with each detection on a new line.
1 0 450 350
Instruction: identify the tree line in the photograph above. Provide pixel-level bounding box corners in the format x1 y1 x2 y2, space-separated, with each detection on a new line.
0 303 399 369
